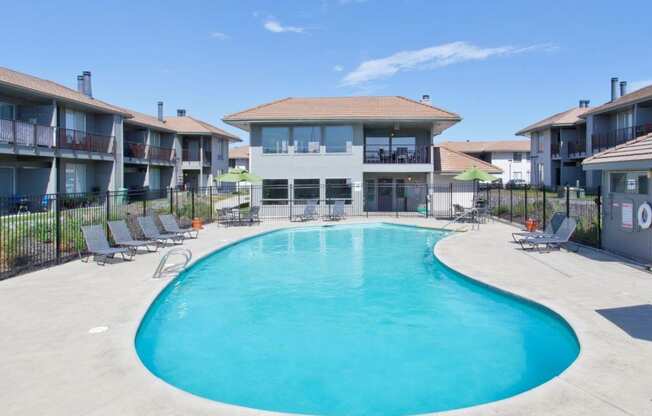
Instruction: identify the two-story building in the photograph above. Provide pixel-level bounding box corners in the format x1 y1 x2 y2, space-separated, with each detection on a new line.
228 145 250 170
164 110 239 189
439 140 530 184
582 78 652 188
0 66 239 197
223 96 461 213
516 100 591 188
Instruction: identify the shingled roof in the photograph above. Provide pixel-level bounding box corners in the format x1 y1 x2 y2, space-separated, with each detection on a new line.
516 106 589 136
223 96 461 131
583 133 652 168
582 84 652 117
433 145 503 174
164 116 240 141
441 140 530 153
0 66 131 117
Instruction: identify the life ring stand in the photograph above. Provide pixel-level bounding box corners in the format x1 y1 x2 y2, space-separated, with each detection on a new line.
637 202 652 229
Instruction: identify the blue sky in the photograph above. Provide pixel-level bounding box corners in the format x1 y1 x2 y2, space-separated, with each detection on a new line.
2 0 651 143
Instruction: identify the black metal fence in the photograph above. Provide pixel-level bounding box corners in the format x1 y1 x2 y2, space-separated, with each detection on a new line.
0 182 602 280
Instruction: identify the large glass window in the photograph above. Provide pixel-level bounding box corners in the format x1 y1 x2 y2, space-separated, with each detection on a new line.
326 178 352 204
65 163 87 193
293 127 321 153
393 137 417 162
262 179 288 205
324 126 352 153
365 137 389 162
294 179 320 204
610 172 648 194
262 127 289 154
0 102 15 120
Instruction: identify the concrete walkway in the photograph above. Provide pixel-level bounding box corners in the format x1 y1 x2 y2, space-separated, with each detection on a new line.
0 218 651 415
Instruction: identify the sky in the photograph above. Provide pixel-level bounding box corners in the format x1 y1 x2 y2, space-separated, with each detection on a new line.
2 0 651 144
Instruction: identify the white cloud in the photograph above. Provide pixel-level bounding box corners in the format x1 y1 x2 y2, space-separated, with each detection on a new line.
264 19 305 34
333 65 344 72
209 32 229 40
629 79 652 92
341 41 556 86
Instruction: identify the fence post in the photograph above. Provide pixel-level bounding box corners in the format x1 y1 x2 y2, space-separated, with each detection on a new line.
449 183 453 218
498 186 501 216
596 186 602 249
542 185 546 229
289 184 293 220
509 187 513 223
169 187 174 215
55 193 61 264
191 187 195 219
425 185 429 218
565 185 570 218
209 186 213 223
142 191 147 217
105 190 111 233
524 185 528 221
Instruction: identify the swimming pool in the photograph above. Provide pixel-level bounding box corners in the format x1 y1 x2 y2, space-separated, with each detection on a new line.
136 223 579 415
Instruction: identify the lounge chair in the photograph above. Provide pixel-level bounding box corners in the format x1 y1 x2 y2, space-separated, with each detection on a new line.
295 200 318 222
216 208 237 227
325 200 345 221
159 214 199 239
108 220 159 253
240 206 260 225
137 216 184 245
512 212 566 243
519 217 577 251
80 225 133 265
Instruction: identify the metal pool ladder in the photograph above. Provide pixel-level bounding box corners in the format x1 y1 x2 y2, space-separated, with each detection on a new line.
152 247 192 279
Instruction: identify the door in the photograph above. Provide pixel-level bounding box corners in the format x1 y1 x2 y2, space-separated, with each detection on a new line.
0 167 15 197
364 179 376 211
65 163 87 193
377 178 393 211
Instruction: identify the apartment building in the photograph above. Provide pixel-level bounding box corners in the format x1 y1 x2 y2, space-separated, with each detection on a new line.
439 140 530 184
223 96 460 212
0 67 239 197
518 78 652 189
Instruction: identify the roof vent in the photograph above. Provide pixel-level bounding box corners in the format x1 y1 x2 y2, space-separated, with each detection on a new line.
579 100 590 108
177 109 186 117
420 94 432 106
157 101 164 121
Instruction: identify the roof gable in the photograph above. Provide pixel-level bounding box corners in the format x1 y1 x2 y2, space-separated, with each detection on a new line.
164 116 240 141
433 145 503 174
583 133 652 166
516 106 588 136
441 140 530 153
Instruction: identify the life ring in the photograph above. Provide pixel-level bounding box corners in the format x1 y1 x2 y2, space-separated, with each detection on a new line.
637 202 652 229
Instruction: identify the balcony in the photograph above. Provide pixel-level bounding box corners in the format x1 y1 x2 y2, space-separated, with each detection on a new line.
57 128 114 154
0 119 54 148
592 123 652 152
551 139 561 158
148 145 175 163
364 145 430 164
182 149 200 161
203 150 212 165
124 141 147 159
568 135 587 156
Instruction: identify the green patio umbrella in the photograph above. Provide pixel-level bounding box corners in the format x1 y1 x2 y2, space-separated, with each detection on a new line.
453 166 498 182
216 168 262 184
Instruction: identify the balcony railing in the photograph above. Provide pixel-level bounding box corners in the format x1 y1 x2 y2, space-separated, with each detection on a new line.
149 145 175 162
204 150 212 164
568 135 587 155
364 145 430 164
592 123 652 152
182 149 200 162
551 139 561 157
124 141 147 159
0 119 54 148
57 128 113 154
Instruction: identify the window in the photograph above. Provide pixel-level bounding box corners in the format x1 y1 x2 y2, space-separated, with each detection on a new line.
64 109 86 132
262 127 289 154
610 172 648 195
513 152 522 162
365 137 390 162
513 171 522 180
537 132 544 153
537 163 544 185
65 163 87 193
262 179 288 205
293 127 321 153
294 179 320 203
326 178 352 204
149 167 161 190
324 126 352 153
0 102 15 120
216 140 226 160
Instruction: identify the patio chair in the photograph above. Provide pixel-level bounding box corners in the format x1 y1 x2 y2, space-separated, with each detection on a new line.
159 214 199 239
108 220 159 253
240 206 260 225
519 217 577 251
512 212 566 243
137 216 184 245
295 199 318 222
325 200 345 221
80 225 133 265
216 208 236 227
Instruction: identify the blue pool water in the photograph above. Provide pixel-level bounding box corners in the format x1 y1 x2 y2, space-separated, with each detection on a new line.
136 223 579 415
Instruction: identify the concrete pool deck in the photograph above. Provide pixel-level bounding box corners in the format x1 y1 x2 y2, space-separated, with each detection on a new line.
0 218 651 415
